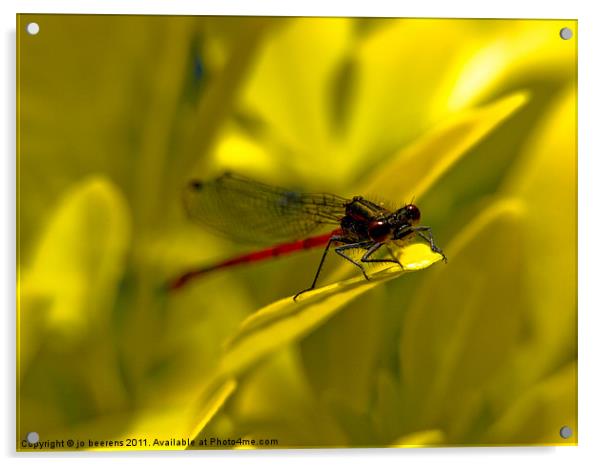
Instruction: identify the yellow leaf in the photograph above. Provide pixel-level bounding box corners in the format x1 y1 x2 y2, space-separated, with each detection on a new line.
484 362 577 445
392 429 445 448
17 177 131 440
220 244 443 377
362 91 529 204
17 14 171 243
187 378 238 442
227 348 347 448
299 287 387 415
30 378 239 451
447 20 576 110
20 177 130 342
400 199 526 428
501 87 577 382
239 18 353 179
347 19 503 166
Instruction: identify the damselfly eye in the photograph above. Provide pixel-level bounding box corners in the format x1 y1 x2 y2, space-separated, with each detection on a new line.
405 204 421 223
368 220 391 242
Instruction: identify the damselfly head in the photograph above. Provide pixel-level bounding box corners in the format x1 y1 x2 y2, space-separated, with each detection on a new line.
404 204 421 224
388 204 420 241
392 204 421 226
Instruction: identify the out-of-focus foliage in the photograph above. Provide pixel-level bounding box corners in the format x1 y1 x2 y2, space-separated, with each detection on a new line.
17 16 576 449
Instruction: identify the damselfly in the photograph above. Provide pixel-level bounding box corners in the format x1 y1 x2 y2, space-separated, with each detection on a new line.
169 173 446 300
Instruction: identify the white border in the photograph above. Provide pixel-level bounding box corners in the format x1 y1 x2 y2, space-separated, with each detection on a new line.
5 0 586 18
3 1 601 465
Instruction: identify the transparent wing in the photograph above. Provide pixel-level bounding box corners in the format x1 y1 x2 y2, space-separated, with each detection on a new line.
182 172 349 244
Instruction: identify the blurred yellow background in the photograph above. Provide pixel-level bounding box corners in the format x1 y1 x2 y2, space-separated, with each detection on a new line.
17 15 576 449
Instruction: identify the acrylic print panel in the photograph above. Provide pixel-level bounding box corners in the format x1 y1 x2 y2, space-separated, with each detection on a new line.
16 15 577 451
